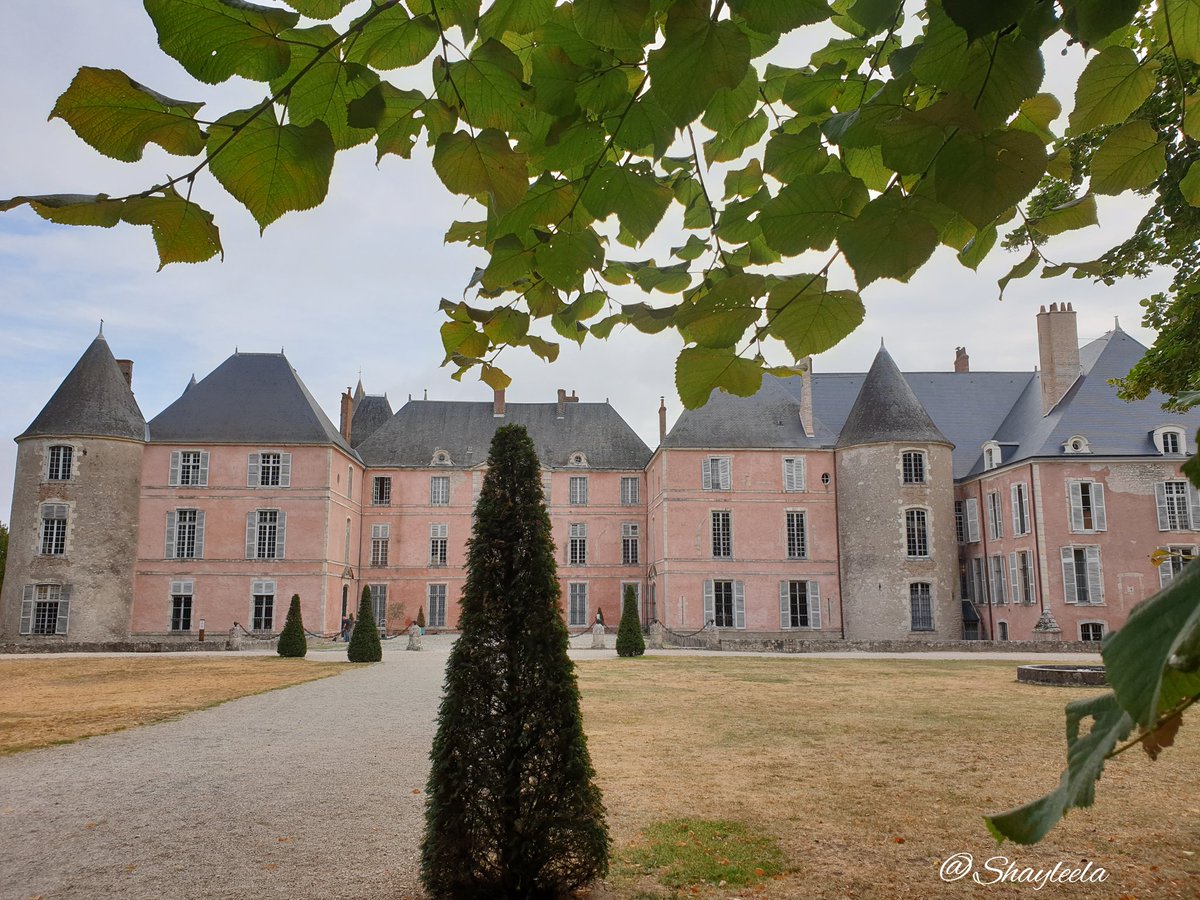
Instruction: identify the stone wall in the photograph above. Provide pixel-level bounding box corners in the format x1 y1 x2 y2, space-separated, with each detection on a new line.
0 639 235 653
705 637 1099 653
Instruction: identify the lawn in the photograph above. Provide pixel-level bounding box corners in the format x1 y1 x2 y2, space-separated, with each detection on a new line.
0 656 345 754
575 656 1200 899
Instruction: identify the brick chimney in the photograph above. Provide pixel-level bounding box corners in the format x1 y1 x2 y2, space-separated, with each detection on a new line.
339 387 353 442
954 347 970 373
115 359 133 389
659 396 667 443
493 388 506 417
798 357 814 438
556 388 578 418
1036 303 1080 414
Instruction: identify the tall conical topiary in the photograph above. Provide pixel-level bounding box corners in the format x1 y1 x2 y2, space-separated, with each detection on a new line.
416 605 425 629
347 585 382 662
277 593 307 658
421 424 609 898
615 584 645 658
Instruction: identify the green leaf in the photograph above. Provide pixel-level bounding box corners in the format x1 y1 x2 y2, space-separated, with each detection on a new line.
432 129 529 214
759 172 869 255
479 363 512 390
581 165 672 245
441 39 536 133
646 0 751 127
674 274 768 348
483 308 531 345
49 67 205 162
572 0 652 50
441 319 490 360
1046 146 1072 181
934 130 1046 228
675 347 763 409
1011 93 1062 143
633 261 693 294
942 0 1033 41
436 0 482 41
1164 0 1200 64
724 160 764 201
144 0 298 84
207 105 335 231
838 194 938 287
1029 195 1098 236
577 67 633 115
477 0 555 41
535 228 604 292
622 301 679 332
911 6 968 86
615 94 677 159
0 193 125 228
704 111 769 164
763 126 831 182
346 5 438 70
1069 47 1158 134
1088 121 1166 195
728 0 831 32
1184 96 1200 140
957 223 996 270
998 246 1038 298
1059 0 1139 45
491 176 577 240
284 0 353 16
118 189 224 268
534 120 606 173
842 145 891 192
480 235 535 292
349 83 429 161
956 34 1044 130
781 62 846 117
672 235 711 260
524 335 560 361
765 277 864 357
1182 162 1200 208
847 0 901 35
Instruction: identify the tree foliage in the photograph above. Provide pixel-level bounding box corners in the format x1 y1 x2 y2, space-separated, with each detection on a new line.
616 583 645 657
421 424 608 897
5 1 1199 407
348 585 383 662
277 593 308 657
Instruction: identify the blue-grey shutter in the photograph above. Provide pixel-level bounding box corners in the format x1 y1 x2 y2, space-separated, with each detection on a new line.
965 499 980 542
1010 485 1021 535
1085 546 1103 603
701 458 712 489
1068 482 1085 532
246 513 257 559
779 581 789 628
807 581 821 629
276 512 287 559
1189 484 1200 530
734 581 745 628
1159 548 1173 588
1061 548 1078 604
198 451 210 486
719 457 731 490
169 451 180 486
165 511 177 559
1156 483 1170 530
194 511 206 559
247 453 260 487
279 453 291 488
56 585 71 634
1091 484 1107 531
703 579 714 625
1009 552 1020 605
19 585 34 634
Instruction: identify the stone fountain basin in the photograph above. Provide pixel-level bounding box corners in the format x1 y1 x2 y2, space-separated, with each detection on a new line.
1017 664 1108 687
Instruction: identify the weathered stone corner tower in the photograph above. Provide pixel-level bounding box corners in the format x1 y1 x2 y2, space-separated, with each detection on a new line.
0 333 146 642
835 346 958 641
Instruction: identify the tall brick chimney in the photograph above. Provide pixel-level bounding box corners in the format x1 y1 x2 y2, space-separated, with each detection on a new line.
1036 302 1080 414
954 347 969 373
797 357 815 438
116 359 133 389
556 388 578 418
658 396 667 443
339 387 353 442
493 388 506 417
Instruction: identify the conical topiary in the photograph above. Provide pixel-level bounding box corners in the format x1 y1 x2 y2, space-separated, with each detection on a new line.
277 593 307 658
347 585 382 662
615 584 645 658
421 424 609 898
416 605 426 629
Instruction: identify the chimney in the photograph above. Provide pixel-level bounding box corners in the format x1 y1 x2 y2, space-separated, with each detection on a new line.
115 359 133 389
1036 302 1080 415
798 357 814 438
658 396 667 443
493 388 506 417
339 387 353 442
954 347 970 373
556 388 579 418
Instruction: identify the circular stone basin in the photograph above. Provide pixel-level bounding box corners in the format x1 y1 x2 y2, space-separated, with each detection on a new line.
1017 664 1108 687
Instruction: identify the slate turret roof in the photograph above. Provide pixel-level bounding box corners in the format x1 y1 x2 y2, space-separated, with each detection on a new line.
19 335 146 442
836 346 950 448
350 395 393 448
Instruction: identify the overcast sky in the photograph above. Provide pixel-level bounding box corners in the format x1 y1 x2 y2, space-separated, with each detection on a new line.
0 2 1170 520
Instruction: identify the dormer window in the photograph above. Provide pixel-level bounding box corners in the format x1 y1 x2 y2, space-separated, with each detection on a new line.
1063 435 1091 454
432 450 452 466
982 441 1001 471
1153 426 1186 455
568 451 588 467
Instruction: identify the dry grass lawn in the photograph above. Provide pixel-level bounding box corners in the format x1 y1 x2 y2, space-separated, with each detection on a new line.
576 656 1200 899
0 656 345 755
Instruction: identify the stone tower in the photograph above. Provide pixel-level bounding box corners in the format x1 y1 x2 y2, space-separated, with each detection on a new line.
835 346 958 640
0 333 146 642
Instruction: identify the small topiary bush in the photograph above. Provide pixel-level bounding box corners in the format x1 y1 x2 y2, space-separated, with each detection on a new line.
347 585 382 663
616 584 645 658
277 593 307 658
416 605 426 629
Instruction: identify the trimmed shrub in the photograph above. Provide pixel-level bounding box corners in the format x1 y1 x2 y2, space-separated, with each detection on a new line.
421 424 609 898
277 593 307 658
347 585 382 662
616 584 646 658
416 605 426 629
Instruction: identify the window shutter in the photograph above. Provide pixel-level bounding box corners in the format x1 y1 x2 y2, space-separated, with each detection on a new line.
1189 484 1200 530
276 512 287 559
165 511 178 559
807 581 821 629
703 579 714 625
56 585 71 634
965 499 980 542
701 458 712 489
1010 485 1020 535
1085 546 1103 603
779 581 789 628
169 451 180 486
1091 483 1107 531
194 511 205 558
1009 552 1020 605
245 512 256 559
279 453 291 487
198 451 210 486
19 585 34 634
719 458 731 490
1061 548 1078 604
1156 483 1170 530
541 471 551 502
1068 482 1085 532
1159 548 1173 588
247 453 260 487
795 457 806 492
734 581 745 629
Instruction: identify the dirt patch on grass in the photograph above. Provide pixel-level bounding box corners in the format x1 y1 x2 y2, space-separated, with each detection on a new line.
576 656 1200 899
0 656 347 754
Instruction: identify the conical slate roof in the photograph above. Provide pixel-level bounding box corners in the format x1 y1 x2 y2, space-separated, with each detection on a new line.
19 335 146 441
350 394 393 448
836 346 949 448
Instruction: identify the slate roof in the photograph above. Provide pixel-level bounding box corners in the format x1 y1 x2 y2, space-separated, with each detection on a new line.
148 352 352 451
356 400 652 470
662 375 834 449
350 395 392 448
20 335 147 441
835 347 949 448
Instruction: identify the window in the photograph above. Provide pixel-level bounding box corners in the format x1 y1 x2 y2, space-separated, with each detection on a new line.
963 498 980 542
982 442 999 470
1163 430 1182 454
905 508 929 558
702 456 731 491
166 509 205 559
568 582 588 626
170 580 194 632
711 510 732 558
430 523 448 566
433 450 451 466
370 524 389 566
40 503 68 556
1158 545 1196 587
1011 483 1030 536
569 523 587 565
347 465 353 499
1080 622 1105 642
621 476 640 505
986 491 1004 539
1154 426 1185 455
344 518 351 564
541 471 552 503
248 451 291 487
1010 550 1035 605
910 583 933 631
783 457 806 492
989 555 1007 605
170 450 209 486
373 476 391 506
430 475 450 506
1156 480 1197 531
569 475 589 506
1063 434 1091 454
1068 481 1107 533
704 579 744 628
780 580 820 629
954 501 965 544
997 621 1009 641
1061 546 1104 604
246 509 285 560
19 584 71 635
902 451 926 484
621 523 639 565
969 557 985 604
47 445 73 481
428 583 447 628
251 580 275 631
369 584 388 628
786 510 807 560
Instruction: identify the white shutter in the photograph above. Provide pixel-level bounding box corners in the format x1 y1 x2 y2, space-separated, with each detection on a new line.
541 471 551 502
1159 547 1173 588
779 581 789 628
701 458 712 489
56 585 71 634
198 451 209 486
1085 546 1103 603
1068 482 1085 532
734 581 745 629
1061 548 1078 604
965 499 980 542
1010 485 1020 535
276 512 287 559
246 512 257 559
279 453 291 487
19 585 34 634
784 458 805 492
194 511 205 558
247 453 260 487
1009 552 1021 605
703 579 714 625
165 511 177 559
1092 483 1107 531
169 451 181 486
719 457 731 490
1156 483 1170 530
807 581 821 629
1189 484 1200 530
